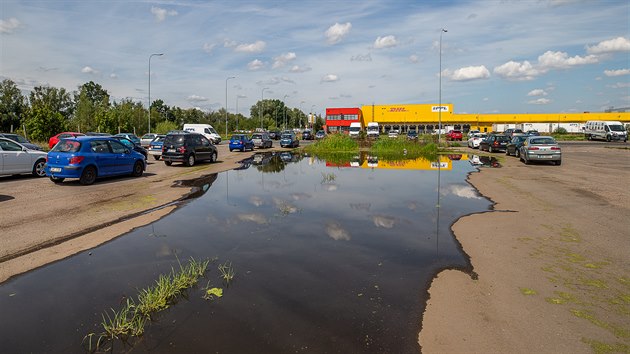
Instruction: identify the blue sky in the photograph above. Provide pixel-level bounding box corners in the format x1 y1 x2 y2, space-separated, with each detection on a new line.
1 0 628 117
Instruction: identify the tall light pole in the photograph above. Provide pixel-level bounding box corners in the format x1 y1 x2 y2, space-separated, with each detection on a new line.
299 100 305 128
310 104 316 129
283 94 289 129
225 76 236 138
148 53 163 134
438 28 447 145
260 87 269 130
236 95 245 131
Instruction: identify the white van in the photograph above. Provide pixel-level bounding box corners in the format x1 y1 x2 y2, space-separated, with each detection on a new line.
349 122 362 137
182 124 221 144
366 122 379 138
583 121 627 142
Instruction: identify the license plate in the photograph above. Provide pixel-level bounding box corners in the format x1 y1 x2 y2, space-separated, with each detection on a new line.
50 167 62 172
538 155 552 159
168 149 176 152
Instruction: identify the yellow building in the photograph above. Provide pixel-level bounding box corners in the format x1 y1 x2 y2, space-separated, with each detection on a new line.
360 104 630 133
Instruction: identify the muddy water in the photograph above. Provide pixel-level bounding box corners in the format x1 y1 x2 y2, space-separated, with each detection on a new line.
0 152 492 353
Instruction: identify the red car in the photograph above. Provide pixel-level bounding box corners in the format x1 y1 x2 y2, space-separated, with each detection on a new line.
446 130 463 141
48 132 85 149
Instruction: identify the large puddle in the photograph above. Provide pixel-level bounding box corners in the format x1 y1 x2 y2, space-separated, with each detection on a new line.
0 152 492 353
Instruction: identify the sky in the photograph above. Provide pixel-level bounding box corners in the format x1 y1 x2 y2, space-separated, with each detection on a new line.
1 0 629 118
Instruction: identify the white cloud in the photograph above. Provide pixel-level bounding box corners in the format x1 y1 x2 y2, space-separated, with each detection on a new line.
586 37 630 54
373 35 397 49
109 73 118 79
325 22 352 44
0 18 20 34
494 60 541 81
247 59 265 71
187 95 208 102
528 98 551 105
527 89 548 96
289 65 311 73
604 68 630 77
537 50 598 69
235 40 266 53
151 6 178 22
444 65 490 81
608 82 630 89
272 52 297 69
409 54 419 63
351 53 372 62
483 97 489 101
202 43 216 54
321 74 339 82
81 66 98 74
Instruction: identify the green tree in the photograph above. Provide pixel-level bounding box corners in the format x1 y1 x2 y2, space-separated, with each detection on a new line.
73 81 111 133
25 85 74 140
154 120 178 134
0 79 28 132
109 99 145 134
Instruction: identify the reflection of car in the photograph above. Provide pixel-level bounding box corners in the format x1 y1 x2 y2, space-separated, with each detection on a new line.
407 130 418 140
467 133 487 149
140 133 157 147
0 133 42 151
479 135 510 153
302 130 314 140
45 136 146 185
446 130 463 141
447 154 462 160
111 136 148 160
280 133 299 148
315 130 326 139
251 133 273 148
506 135 528 157
162 132 218 166
0 137 48 177
148 135 166 160
519 136 562 165
388 130 399 138
49 132 85 149
280 152 293 162
229 134 255 152
114 133 141 145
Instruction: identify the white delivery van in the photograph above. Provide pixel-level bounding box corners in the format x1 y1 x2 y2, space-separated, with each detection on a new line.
182 124 222 144
584 121 627 142
349 122 362 137
366 122 379 138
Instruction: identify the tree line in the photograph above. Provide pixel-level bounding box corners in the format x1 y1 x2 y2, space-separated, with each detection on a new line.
0 79 324 141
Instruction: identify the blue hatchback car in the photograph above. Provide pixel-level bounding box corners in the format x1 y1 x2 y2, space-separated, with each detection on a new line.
45 136 146 185
229 134 254 152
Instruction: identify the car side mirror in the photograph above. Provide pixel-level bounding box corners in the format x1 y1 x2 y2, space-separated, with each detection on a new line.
125 149 131 154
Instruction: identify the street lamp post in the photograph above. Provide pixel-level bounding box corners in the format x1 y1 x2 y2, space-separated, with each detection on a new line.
438 28 447 145
283 94 289 129
148 53 164 134
225 76 236 138
260 87 269 130
310 104 316 129
236 95 244 131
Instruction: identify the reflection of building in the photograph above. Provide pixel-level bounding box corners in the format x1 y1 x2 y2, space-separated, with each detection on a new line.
365 155 453 171
325 103 630 134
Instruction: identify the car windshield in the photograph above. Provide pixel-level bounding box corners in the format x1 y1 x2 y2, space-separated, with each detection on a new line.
530 138 556 145
166 135 186 144
609 124 625 132
13 135 29 143
231 135 245 140
251 134 262 139
281 134 293 139
153 136 165 143
51 140 81 153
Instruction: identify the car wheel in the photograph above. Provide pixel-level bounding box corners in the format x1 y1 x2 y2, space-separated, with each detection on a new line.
606 135 611 142
185 154 196 167
32 159 46 177
555 160 562 166
240 147 244 152
50 176 65 184
515 149 520 158
153 155 160 160
489 146 494 153
164 160 172 166
79 166 97 185
229 149 233 152
210 151 217 163
132 161 144 177
505 149 510 156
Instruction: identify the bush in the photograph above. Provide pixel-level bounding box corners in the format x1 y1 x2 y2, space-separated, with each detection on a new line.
554 127 567 134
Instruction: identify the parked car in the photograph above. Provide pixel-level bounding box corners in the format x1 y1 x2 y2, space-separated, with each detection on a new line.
467 129 480 138
140 133 158 147
162 131 218 166
526 130 540 136
479 134 510 153
407 130 418 140
280 132 300 148
0 133 42 151
148 134 166 160
315 130 326 139
251 132 273 149
45 136 146 185
269 130 282 140
503 128 524 137
519 136 562 165
114 133 141 145
506 135 529 157
111 136 148 160
388 129 400 138
49 132 85 149
302 130 314 140
229 134 255 152
446 130 463 141
467 133 487 149
0 137 48 177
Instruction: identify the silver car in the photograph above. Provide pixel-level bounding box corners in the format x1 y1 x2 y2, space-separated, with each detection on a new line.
0 137 48 177
519 136 562 165
251 132 273 148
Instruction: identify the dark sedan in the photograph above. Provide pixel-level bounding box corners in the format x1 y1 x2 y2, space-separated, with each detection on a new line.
506 135 528 157
479 135 510 153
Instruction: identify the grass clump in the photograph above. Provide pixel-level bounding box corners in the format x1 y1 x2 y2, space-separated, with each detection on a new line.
370 136 438 160
304 133 359 154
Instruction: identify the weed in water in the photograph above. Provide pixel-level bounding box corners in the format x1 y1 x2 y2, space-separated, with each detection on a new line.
218 261 235 284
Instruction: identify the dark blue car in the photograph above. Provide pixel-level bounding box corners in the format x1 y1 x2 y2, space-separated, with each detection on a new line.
229 134 254 152
280 132 299 148
45 136 146 185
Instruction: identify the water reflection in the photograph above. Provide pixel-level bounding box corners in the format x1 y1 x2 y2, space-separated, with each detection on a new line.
0 153 491 353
